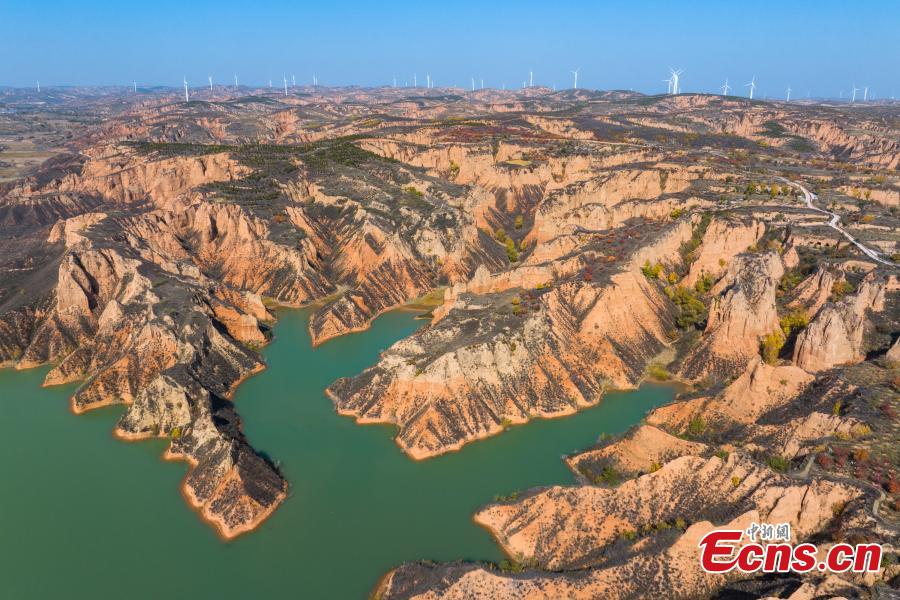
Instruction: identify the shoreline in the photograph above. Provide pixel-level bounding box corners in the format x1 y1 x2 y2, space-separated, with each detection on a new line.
327 380 683 462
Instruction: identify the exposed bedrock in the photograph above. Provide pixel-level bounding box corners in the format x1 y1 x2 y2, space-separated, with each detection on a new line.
308 218 434 345
0 198 296 537
376 452 872 600
678 251 784 382
327 222 694 459
529 166 700 244
682 215 765 287
793 274 888 372
648 357 864 461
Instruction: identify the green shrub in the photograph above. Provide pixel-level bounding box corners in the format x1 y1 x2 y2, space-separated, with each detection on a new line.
619 529 637 541
499 559 525 573
403 186 424 198
594 466 620 486
641 260 664 279
779 308 809 336
505 238 519 262
694 272 714 294
688 416 706 437
831 279 855 300
779 269 806 292
665 286 707 329
766 455 790 472
647 363 672 381
761 331 786 364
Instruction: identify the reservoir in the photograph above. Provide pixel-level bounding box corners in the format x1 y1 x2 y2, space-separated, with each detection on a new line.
0 308 674 598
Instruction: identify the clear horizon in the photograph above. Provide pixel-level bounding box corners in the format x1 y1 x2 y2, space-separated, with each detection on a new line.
2 0 898 99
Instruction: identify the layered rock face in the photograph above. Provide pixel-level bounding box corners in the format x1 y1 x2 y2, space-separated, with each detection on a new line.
789 266 836 316
476 453 858 572
377 452 870 600
647 358 864 461
683 215 765 287
0 147 320 537
566 424 706 479
793 274 887 372
8 209 289 537
377 344 897 599
307 213 436 345
3 86 899 591
327 221 693 459
528 167 699 243
678 252 784 382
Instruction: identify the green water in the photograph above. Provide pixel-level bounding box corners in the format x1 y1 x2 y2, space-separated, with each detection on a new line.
0 308 674 599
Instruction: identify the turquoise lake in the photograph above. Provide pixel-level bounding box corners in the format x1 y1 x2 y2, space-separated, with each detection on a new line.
0 307 674 598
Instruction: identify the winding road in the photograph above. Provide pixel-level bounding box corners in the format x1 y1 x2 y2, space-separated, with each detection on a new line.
788 180 896 267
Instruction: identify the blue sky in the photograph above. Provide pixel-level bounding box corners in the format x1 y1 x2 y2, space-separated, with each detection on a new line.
1 0 897 98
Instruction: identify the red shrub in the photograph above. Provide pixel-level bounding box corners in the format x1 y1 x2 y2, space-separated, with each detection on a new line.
885 478 900 494
815 453 833 469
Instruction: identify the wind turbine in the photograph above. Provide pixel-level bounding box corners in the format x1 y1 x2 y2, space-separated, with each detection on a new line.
529 69 533 88
745 76 757 100
570 67 580 89
208 75 213 91
672 69 684 94
863 86 869 101
234 74 238 89
283 75 288 96
426 73 431 88
720 78 731 95
471 77 475 91
663 74 673 94
133 81 137 93
268 79 272 88
851 84 859 103
480 78 484 89
785 86 791 102
183 77 189 102
413 73 417 88
37 80 40 93
292 74 296 87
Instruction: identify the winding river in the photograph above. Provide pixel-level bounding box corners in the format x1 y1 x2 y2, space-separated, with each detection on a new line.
0 307 673 598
